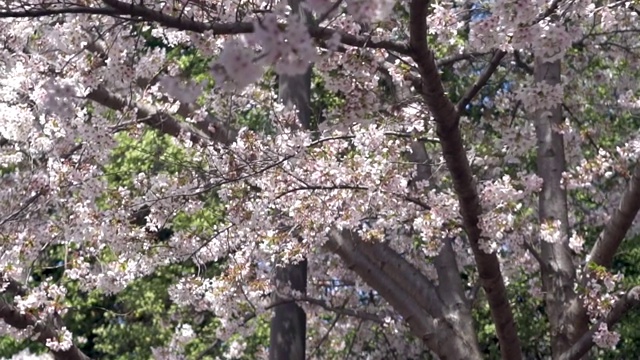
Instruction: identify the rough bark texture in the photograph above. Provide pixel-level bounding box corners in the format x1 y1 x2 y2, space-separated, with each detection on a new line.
324 229 482 359
407 1 522 358
533 58 588 358
268 2 310 359
269 259 308 360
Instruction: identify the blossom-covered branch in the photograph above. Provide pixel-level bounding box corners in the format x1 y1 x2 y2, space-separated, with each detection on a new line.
407 1 522 358
0 276 89 360
559 286 640 360
0 0 411 54
87 86 235 145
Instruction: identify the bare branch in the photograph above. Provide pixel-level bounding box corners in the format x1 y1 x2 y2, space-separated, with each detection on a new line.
437 51 491 68
522 240 549 272
456 50 507 113
271 295 384 324
453 0 562 113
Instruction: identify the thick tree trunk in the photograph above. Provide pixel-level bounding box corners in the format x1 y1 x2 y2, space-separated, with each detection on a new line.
533 57 588 358
269 260 308 360
325 229 483 360
269 2 311 359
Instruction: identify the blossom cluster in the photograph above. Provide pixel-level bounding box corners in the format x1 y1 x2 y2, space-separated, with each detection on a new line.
0 0 638 358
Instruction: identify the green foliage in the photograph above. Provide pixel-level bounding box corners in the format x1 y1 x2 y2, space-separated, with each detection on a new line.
64 265 182 359
104 130 186 189
310 71 346 129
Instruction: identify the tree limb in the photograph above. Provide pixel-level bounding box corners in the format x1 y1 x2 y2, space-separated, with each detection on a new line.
324 228 481 359
0 1 411 54
534 56 587 356
270 295 384 324
269 1 310 357
456 50 507 114
437 52 491 68
0 6 123 17
0 276 90 360
407 1 522 359
559 286 640 360
86 86 235 145
588 163 640 268
406 142 472 321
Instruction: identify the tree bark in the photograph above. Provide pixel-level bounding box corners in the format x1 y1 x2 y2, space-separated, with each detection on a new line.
268 2 311 359
588 163 640 268
533 57 588 358
408 141 479 348
559 286 640 360
324 229 482 359
269 259 307 360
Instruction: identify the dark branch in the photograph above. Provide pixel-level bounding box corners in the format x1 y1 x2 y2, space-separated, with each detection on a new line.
0 275 90 360
408 0 522 358
270 295 384 324
0 1 410 54
559 286 640 360
0 6 122 17
456 50 507 113
588 163 640 268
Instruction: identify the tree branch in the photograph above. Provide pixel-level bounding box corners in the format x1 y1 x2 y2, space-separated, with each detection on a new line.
323 229 435 336
0 6 122 17
0 1 410 54
271 295 384 324
588 163 640 268
533 54 587 356
456 50 507 114
406 142 471 318
1 274 28 298
360 241 446 319
559 286 640 360
407 1 522 359
0 276 90 360
86 86 235 145
323 228 480 359
437 51 491 68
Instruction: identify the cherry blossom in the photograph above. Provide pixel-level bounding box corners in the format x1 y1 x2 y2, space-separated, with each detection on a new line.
0 0 638 359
